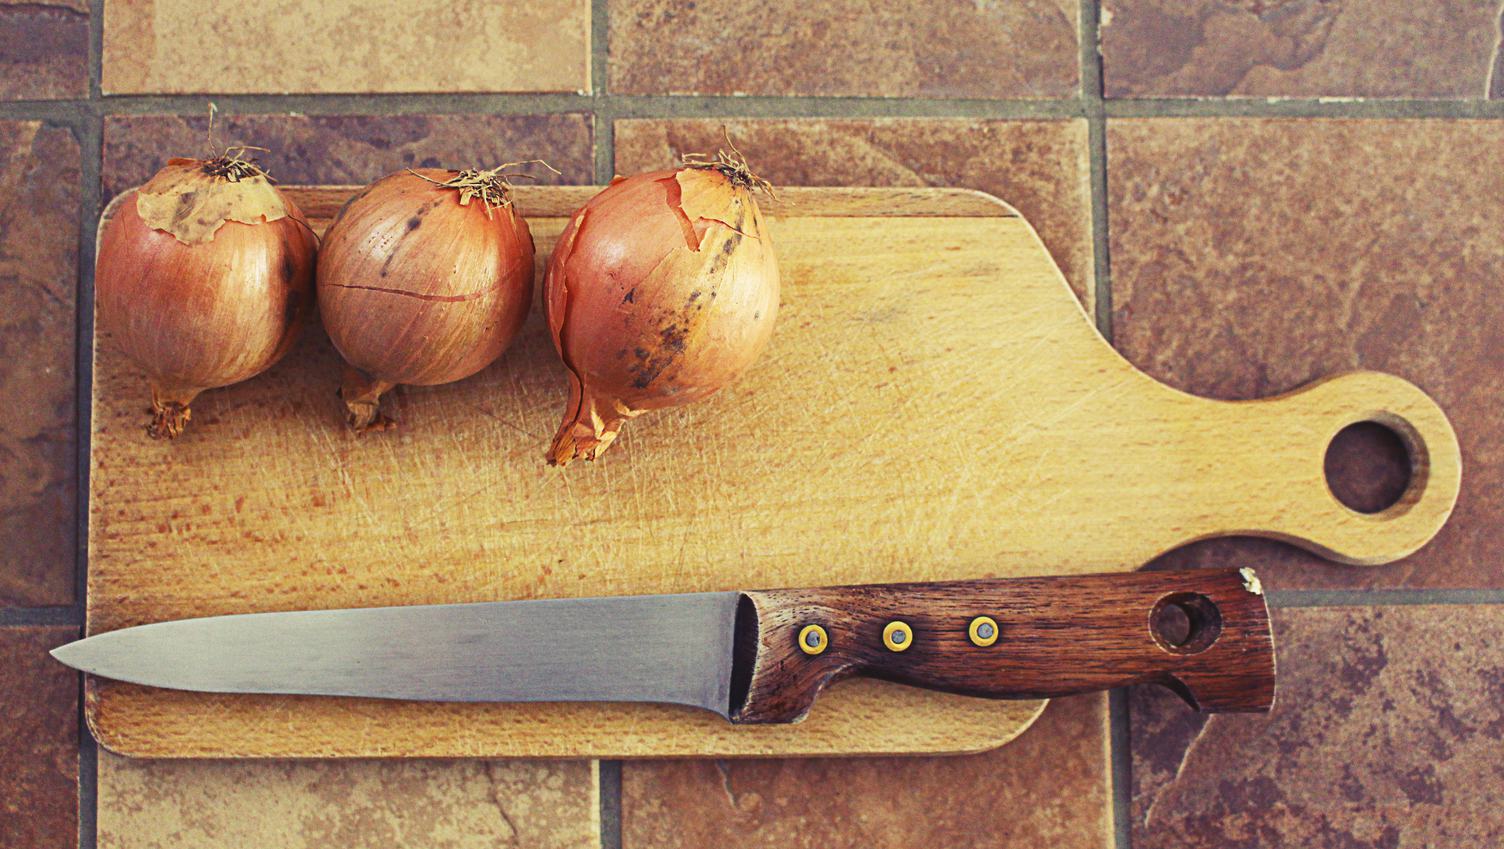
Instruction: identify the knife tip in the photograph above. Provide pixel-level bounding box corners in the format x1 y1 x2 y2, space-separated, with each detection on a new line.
49 640 84 670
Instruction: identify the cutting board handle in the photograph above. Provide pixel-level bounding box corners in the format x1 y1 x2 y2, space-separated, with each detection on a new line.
1215 370 1460 565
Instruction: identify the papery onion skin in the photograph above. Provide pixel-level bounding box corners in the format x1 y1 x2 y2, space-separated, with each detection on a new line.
544 166 780 465
95 159 316 439
316 169 535 431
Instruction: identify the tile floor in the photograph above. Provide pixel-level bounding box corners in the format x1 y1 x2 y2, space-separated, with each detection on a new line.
2 1 1500 847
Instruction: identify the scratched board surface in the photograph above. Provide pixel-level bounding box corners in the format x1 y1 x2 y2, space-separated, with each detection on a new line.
87 186 1458 758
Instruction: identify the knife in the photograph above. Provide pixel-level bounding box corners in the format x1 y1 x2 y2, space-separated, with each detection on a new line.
52 567 1275 722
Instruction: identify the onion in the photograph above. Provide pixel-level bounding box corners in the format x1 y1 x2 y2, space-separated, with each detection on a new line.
317 166 540 431
95 152 316 439
544 144 780 465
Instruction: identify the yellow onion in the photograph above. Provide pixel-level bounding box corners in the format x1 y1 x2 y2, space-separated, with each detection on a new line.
96 154 316 439
317 167 537 431
544 148 780 465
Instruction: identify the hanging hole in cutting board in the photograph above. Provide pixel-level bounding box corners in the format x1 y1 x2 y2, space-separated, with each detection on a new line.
1149 592 1222 654
1323 421 1413 514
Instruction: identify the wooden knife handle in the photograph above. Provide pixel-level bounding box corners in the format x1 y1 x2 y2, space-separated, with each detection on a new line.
728 568 1275 724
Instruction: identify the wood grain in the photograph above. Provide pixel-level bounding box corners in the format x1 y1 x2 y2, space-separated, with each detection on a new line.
88 186 1459 758
731 568 1274 724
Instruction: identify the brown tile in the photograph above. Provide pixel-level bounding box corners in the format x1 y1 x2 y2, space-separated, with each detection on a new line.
97 755 598 849
608 0 1079 98
1108 119 1504 589
102 113 594 200
0 627 80 848
1133 605 1504 848
102 0 589 94
0 1 87 100
0 121 78 607
615 118 1095 309
622 694 1109 849
1492 7 1504 99
1494 9 1504 98
1101 0 1502 98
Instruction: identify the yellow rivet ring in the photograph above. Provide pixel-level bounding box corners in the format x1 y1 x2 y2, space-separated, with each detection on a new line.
798 624 828 656
968 616 999 647
882 621 913 652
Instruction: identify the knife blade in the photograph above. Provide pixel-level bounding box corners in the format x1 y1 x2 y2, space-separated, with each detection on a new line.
52 567 1275 722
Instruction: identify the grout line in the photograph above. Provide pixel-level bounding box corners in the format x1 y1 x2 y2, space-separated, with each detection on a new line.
1108 689 1133 849
75 112 102 622
591 0 614 182
0 93 1090 119
1270 588 1504 608
0 101 101 120
78 5 104 849
591 0 609 97
588 95 1085 119
1080 0 1112 341
1088 118 1112 335
78 735 98 849
1082 7 1130 849
88 0 103 100
6 95 1504 122
1105 97 1504 118
592 98 618 184
85 1 104 626
587 1 622 838
598 760 623 849
594 109 615 183
0 607 81 627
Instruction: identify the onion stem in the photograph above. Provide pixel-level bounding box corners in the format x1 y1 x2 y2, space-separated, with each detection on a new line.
681 129 775 198
407 160 560 218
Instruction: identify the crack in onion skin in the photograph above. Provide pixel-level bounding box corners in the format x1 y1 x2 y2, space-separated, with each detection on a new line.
95 161 315 439
544 167 780 465
316 169 535 431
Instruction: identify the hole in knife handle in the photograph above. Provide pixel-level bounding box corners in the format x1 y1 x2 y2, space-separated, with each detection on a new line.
1149 593 1222 654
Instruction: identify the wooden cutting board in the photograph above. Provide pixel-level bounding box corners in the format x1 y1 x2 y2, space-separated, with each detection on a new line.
87 186 1460 758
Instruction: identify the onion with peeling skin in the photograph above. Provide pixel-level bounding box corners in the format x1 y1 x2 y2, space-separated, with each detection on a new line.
95 153 316 439
317 167 537 431
544 147 781 465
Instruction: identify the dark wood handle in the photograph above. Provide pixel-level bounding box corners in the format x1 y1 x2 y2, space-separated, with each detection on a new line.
728 568 1275 724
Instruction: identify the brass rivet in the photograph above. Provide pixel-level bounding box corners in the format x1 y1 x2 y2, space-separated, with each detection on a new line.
882 621 913 652
798 624 828 656
968 616 999 647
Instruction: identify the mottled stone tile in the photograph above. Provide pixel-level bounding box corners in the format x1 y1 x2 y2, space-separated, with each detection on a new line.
1108 119 1504 589
97 755 597 849
623 694 1109 849
0 121 78 606
102 0 589 94
1101 0 1502 98
102 113 594 201
0 627 80 849
1493 9 1504 98
608 0 1079 98
615 118 1095 309
1133 606 1504 848
0 0 88 100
